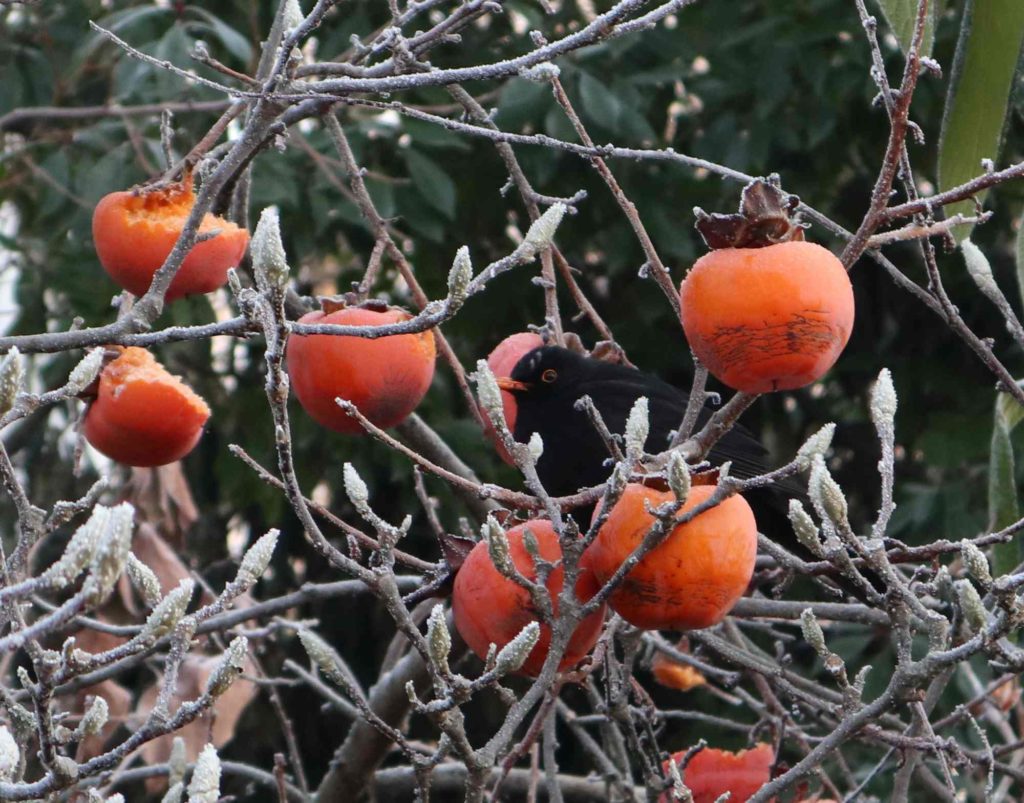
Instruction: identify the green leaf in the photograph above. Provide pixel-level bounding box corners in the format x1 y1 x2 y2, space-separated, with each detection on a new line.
937 0 1024 241
186 8 254 66
405 150 456 220
990 387 1024 575
578 72 622 133
872 0 938 56
1016 207 1024 313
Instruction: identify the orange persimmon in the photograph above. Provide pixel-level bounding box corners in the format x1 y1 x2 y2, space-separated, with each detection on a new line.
483 332 544 463
286 304 436 435
679 241 854 393
651 639 706 691
661 743 774 803
452 520 606 677
83 347 210 467
581 484 757 631
92 179 249 301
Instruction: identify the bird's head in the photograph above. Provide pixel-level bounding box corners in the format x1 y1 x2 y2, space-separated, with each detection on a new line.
495 346 586 400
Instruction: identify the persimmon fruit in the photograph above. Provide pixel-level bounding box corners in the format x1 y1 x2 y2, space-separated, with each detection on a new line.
661 743 774 803
452 519 606 677
581 484 757 631
651 639 706 691
483 332 544 463
679 240 854 394
92 179 249 301
286 304 436 435
83 347 211 467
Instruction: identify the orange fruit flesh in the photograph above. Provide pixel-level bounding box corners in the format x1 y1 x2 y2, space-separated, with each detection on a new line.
84 348 210 467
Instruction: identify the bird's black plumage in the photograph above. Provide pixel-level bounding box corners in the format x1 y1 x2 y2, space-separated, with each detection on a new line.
506 346 775 498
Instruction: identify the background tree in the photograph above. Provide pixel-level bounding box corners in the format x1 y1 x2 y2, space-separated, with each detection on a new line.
1 0 1024 800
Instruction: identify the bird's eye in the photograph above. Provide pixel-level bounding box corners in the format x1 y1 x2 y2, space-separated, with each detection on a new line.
542 369 558 383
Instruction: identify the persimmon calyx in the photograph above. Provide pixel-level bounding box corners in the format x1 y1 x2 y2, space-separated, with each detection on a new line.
694 177 808 250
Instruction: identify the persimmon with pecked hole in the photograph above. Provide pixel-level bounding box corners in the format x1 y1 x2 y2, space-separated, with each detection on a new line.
83 347 211 467
581 483 757 631
452 519 606 677
483 332 544 463
660 743 774 803
92 178 249 301
286 303 437 435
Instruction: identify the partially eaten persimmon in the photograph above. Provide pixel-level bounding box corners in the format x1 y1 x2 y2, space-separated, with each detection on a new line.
92 179 249 301
83 347 211 467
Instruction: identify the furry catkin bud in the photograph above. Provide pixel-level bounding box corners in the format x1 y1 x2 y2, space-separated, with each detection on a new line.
607 462 629 496
956 579 989 635
788 500 824 557
86 502 135 603
800 608 827 655
520 62 561 82
0 348 23 416
52 755 78 782
522 204 567 257
624 397 649 460
186 744 221 803
870 368 897 430
282 0 304 32
796 423 836 471
527 432 544 463
236 529 279 587
0 726 18 781
960 540 993 588
126 554 162 608
143 580 194 640
168 737 188 787
495 621 540 675
666 451 690 502
299 629 351 688
79 695 109 737
426 604 452 674
474 360 505 429
161 784 184 803
206 637 248 697
808 455 848 526
485 516 515 576
963 240 1000 301
447 247 472 309
343 463 370 513
67 349 105 394
251 207 290 293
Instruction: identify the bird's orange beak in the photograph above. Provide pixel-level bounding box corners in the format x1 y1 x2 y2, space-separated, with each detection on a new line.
496 376 530 392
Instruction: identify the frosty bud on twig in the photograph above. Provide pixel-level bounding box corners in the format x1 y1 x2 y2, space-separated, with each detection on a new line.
808 454 848 526
666 451 690 502
0 726 18 782
86 502 135 603
0 347 23 416
251 207 290 293
143 580 195 640
485 516 515 576
299 629 351 689
870 368 897 430
520 61 561 82
474 360 505 429
447 246 472 309
79 695 109 737
796 422 836 471
282 0 304 32
426 604 452 675
962 239 1001 301
343 463 370 514
206 636 249 697
52 755 78 782
624 396 649 461
67 348 105 394
788 499 824 557
956 579 990 635
521 204 567 258
42 505 110 590
495 621 540 675
527 432 544 463
235 529 279 587
800 608 828 656
186 744 221 803
126 554 162 608
161 782 184 803
89 789 124 803
960 540 993 588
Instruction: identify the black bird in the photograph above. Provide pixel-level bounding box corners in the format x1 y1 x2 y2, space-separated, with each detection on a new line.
496 345 779 499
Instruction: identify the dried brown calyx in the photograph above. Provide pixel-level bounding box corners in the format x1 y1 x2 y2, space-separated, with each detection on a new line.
694 177 807 249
